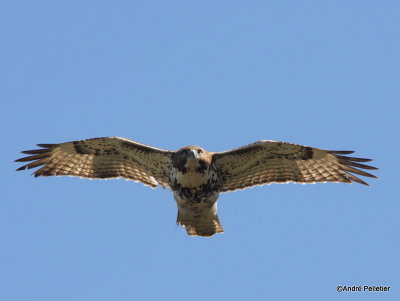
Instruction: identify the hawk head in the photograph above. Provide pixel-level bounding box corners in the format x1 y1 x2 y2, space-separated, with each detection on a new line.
172 146 211 173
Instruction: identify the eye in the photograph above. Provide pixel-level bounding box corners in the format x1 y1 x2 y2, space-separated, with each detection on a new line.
197 149 203 154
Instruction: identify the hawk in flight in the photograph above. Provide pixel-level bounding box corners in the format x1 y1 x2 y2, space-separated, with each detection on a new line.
16 137 377 237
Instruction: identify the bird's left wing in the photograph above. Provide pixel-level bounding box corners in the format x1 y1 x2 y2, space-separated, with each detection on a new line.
16 137 173 189
211 140 377 192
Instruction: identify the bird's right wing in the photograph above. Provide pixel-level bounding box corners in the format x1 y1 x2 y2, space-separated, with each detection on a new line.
16 137 174 189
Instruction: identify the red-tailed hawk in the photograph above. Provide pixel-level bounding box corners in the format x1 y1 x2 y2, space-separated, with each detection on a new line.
16 137 377 237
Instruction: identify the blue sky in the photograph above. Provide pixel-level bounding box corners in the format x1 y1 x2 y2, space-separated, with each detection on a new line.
1 1 399 300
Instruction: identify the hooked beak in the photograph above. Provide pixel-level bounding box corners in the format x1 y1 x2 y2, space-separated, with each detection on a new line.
186 150 196 159
184 150 199 169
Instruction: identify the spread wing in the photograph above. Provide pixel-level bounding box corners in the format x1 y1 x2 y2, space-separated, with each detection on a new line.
212 140 377 192
16 137 173 189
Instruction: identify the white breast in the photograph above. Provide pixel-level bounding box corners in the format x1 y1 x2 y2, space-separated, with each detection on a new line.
174 170 209 188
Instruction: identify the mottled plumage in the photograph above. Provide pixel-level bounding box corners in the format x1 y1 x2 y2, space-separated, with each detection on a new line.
16 137 377 237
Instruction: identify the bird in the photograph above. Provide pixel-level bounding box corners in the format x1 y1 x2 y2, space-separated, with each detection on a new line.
16 137 377 237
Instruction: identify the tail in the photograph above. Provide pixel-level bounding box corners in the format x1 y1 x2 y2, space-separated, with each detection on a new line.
177 210 224 237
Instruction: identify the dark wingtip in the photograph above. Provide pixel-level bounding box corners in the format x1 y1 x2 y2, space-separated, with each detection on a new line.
16 145 55 173
328 150 355 155
332 150 378 185
37 143 58 148
15 157 28 162
347 174 370 186
16 165 27 171
21 149 51 155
